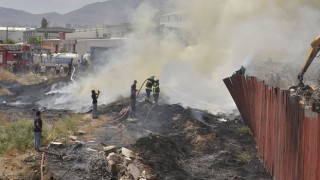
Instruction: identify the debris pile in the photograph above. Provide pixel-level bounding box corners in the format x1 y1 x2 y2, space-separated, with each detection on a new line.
45 139 159 179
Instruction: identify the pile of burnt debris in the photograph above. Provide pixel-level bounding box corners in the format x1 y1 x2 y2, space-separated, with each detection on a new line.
289 80 320 113
40 133 158 180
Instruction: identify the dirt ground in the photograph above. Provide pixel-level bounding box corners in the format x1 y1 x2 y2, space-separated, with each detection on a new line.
0 72 272 180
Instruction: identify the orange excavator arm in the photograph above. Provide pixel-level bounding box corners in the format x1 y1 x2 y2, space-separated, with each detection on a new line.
298 36 320 85
298 36 320 86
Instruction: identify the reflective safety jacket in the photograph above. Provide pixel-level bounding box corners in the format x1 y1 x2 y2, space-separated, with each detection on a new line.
152 83 160 94
146 78 154 90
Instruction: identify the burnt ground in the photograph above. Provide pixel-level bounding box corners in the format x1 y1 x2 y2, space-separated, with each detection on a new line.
44 100 271 180
0 76 272 180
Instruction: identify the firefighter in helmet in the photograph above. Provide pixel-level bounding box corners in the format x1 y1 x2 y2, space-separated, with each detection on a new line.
152 79 160 103
145 76 155 102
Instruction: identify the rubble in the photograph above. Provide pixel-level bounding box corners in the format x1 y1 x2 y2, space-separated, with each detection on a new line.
121 147 135 159
103 145 117 154
127 163 140 179
69 135 77 141
77 130 86 135
50 141 63 147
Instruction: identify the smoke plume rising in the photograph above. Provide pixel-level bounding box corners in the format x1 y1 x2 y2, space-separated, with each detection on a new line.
40 0 320 113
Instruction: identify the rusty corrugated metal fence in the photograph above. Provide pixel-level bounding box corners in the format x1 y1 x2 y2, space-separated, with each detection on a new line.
224 75 320 180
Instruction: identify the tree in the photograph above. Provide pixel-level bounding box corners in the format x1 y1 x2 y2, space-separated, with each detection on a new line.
41 18 48 28
27 36 39 45
6 39 15 44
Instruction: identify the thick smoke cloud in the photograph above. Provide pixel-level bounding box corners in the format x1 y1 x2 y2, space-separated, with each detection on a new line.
40 0 320 113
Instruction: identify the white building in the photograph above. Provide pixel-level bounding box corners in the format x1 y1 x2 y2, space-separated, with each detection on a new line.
0 27 35 43
65 24 129 56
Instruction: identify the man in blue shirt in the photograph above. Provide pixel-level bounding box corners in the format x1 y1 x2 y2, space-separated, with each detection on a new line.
34 111 42 152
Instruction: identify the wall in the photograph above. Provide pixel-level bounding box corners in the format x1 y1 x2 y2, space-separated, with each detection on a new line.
224 75 320 180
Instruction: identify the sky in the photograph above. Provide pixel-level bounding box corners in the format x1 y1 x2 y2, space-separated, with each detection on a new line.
0 0 105 14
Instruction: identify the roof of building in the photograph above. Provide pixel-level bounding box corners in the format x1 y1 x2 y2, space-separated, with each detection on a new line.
0 27 35 31
36 27 74 33
24 27 74 33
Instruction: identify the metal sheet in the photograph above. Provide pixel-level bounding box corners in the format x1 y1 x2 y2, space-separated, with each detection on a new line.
224 75 320 180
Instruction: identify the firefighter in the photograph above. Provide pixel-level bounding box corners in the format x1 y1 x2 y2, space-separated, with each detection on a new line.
130 80 138 118
145 76 155 102
152 80 160 103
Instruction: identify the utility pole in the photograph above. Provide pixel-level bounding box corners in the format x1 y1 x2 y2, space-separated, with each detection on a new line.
6 27 8 43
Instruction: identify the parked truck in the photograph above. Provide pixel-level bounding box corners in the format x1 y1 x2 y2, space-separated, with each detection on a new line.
0 44 32 72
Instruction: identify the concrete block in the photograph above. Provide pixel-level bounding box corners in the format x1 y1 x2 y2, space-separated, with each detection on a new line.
124 157 132 166
107 160 117 174
116 164 127 175
107 152 122 163
127 163 140 180
77 130 86 135
50 141 63 147
69 135 77 141
121 147 134 159
103 145 116 155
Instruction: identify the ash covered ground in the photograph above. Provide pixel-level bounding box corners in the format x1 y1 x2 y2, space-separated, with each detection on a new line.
0 76 272 180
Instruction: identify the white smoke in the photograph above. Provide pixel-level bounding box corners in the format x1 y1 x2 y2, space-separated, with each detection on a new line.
38 0 320 113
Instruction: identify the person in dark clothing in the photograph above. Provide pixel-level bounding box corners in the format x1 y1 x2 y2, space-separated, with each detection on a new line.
91 90 100 118
130 80 137 118
152 80 160 103
145 76 155 102
67 58 73 76
34 111 43 152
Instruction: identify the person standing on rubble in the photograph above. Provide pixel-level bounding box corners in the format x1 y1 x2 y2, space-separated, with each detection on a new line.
130 80 138 118
91 90 100 119
67 58 73 76
145 76 155 102
55 63 60 75
60 65 64 75
33 111 43 152
40 65 46 76
152 80 160 103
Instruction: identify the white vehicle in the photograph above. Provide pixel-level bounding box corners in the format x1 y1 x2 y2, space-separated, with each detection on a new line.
53 53 79 66
33 53 79 67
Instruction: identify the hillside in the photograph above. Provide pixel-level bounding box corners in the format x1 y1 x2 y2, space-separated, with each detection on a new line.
0 0 172 28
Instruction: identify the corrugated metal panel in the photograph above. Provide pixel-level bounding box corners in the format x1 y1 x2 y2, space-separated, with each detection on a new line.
224 75 320 180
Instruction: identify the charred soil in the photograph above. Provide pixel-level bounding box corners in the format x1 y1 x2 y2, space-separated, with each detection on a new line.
0 74 272 180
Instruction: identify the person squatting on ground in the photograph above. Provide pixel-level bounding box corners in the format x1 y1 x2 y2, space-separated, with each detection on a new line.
130 80 138 118
152 79 160 103
91 90 100 118
145 76 155 102
34 111 43 152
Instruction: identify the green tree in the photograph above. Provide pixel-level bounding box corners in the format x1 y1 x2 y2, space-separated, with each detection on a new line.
41 17 48 28
6 39 15 44
27 37 39 45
